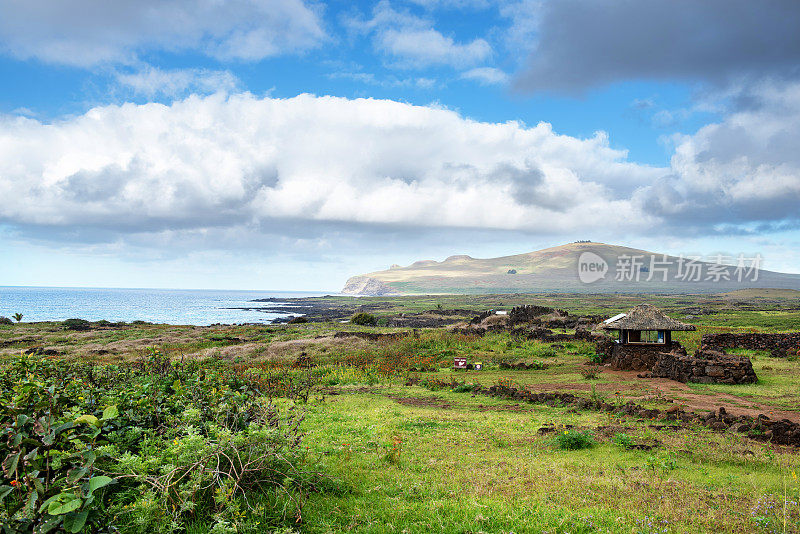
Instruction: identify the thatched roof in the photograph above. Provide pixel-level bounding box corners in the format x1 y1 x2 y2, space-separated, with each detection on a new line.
601 304 696 331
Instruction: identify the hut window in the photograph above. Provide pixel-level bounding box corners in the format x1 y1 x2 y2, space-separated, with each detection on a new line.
629 330 663 343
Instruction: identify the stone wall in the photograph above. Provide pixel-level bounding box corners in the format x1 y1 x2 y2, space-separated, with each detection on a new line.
606 341 684 371
652 348 757 384
702 332 800 357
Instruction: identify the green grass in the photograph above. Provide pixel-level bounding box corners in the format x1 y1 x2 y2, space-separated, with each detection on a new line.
300 387 800 533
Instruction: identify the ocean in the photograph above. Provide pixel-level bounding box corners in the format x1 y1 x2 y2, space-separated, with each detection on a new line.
0 287 331 326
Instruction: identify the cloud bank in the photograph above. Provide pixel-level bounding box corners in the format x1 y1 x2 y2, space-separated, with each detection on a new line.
2 90 798 251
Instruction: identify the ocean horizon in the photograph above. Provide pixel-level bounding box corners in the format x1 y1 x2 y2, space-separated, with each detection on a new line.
0 286 335 326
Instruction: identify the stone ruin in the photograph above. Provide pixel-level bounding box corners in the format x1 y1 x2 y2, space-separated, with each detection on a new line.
466 305 602 338
597 339 685 371
651 346 758 385
595 340 759 384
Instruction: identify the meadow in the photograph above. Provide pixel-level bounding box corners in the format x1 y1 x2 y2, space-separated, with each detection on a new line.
1 291 799 533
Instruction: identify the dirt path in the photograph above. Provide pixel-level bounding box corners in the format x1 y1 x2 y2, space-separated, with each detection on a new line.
521 370 800 423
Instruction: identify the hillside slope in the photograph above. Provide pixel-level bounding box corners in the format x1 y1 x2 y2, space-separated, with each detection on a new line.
341 242 800 295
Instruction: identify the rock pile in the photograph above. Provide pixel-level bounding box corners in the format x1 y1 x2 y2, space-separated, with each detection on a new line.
652 347 758 384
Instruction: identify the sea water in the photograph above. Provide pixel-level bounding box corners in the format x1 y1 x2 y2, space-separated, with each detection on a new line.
0 286 330 326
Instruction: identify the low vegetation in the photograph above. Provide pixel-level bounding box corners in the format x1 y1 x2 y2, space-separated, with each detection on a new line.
0 350 333 533
1 291 800 532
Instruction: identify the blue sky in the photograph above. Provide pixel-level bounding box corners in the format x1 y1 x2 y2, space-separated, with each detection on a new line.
1 0 799 290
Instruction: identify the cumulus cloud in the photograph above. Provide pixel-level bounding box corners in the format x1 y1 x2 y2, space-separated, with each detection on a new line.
514 0 800 93
349 1 492 68
0 0 325 66
115 67 240 98
636 82 800 230
3 89 797 252
0 92 663 248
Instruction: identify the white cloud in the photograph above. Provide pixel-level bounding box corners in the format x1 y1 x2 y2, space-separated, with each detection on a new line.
116 67 240 98
3 87 798 252
377 28 491 68
350 1 492 69
0 0 325 66
635 81 800 229
461 67 509 85
0 92 662 246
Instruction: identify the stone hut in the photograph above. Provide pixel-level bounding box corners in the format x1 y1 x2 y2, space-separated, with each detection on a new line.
599 304 695 371
596 304 757 384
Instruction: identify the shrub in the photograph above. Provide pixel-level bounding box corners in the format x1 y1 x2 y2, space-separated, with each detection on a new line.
351 313 377 326
62 318 91 331
613 433 635 449
0 317 11 325
580 367 601 380
589 384 607 403
0 354 333 533
554 429 594 450
287 316 308 324
0 375 119 532
587 352 603 364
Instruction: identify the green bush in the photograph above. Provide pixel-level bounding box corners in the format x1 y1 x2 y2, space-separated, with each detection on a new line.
588 352 603 364
0 353 333 533
0 317 11 325
351 313 377 326
554 429 594 450
613 433 635 449
62 318 91 331
287 316 308 324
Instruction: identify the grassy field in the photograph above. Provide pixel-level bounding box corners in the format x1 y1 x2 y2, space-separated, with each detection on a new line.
1 291 799 532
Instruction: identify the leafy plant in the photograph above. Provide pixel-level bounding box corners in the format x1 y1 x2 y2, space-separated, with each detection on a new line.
0 377 118 532
12 313 23 323
0 317 11 326
587 352 603 364
589 385 607 404
645 454 678 472
613 433 635 450
554 430 594 450
0 354 334 533
580 367 601 380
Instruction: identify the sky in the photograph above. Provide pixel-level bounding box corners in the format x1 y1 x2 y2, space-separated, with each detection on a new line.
1 0 799 291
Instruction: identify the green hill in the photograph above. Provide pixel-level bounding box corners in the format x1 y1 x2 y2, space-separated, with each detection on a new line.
341 242 800 295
